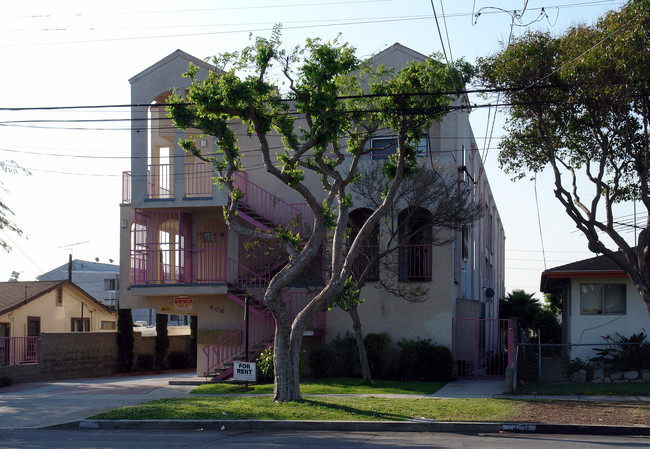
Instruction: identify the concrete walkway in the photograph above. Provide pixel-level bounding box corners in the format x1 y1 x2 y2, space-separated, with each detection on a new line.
0 373 196 429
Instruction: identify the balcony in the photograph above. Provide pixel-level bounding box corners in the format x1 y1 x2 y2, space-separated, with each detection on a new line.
131 247 227 285
185 162 213 197
147 163 173 199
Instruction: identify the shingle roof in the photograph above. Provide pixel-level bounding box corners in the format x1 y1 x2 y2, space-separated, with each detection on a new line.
0 280 114 316
544 254 623 273
540 253 627 292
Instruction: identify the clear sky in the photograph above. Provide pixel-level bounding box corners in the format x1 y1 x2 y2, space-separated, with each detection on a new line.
0 0 633 297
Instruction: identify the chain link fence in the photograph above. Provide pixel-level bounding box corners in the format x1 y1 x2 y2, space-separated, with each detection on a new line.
515 341 650 395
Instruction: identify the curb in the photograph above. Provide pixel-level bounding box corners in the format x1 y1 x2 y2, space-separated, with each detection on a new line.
50 419 650 436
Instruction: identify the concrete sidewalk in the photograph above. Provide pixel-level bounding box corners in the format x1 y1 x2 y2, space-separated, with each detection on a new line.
0 373 196 430
1 374 648 435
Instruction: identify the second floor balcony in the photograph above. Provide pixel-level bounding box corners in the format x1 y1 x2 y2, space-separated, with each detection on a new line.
122 161 216 204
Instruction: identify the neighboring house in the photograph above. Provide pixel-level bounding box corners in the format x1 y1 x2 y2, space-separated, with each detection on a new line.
540 254 650 345
39 259 120 310
0 280 118 338
118 45 506 378
38 259 163 325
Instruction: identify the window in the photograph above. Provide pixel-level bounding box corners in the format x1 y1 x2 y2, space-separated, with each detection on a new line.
27 317 40 337
55 288 63 307
370 136 428 160
398 208 433 281
580 283 626 315
100 320 116 330
104 278 118 290
348 208 379 282
71 318 90 332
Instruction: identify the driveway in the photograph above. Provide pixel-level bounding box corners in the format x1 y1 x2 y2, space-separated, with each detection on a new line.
0 373 198 429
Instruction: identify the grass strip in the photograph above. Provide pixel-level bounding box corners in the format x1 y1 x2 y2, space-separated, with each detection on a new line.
517 382 650 396
190 378 446 395
90 397 521 422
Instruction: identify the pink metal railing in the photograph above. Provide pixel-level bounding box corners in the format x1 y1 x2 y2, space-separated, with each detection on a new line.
147 164 173 199
131 248 229 285
203 308 276 377
0 337 39 366
452 318 513 378
185 162 213 197
226 256 270 304
233 172 312 233
122 171 131 204
398 244 432 281
203 291 326 377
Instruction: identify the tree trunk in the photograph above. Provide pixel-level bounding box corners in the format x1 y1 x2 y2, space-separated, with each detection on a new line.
349 306 372 384
272 320 302 402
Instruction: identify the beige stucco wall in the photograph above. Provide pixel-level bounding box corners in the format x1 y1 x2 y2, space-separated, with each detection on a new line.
567 276 650 344
119 46 507 372
0 287 116 337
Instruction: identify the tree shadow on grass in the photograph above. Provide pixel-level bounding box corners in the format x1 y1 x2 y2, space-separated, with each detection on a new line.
299 398 411 421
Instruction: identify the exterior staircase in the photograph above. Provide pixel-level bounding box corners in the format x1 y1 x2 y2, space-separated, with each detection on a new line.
202 172 323 380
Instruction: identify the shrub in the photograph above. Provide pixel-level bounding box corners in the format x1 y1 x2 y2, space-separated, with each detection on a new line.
155 314 169 370
308 346 330 379
364 332 391 379
308 332 359 378
590 331 650 371
136 354 154 372
117 309 134 373
255 346 274 383
397 337 453 382
168 351 192 370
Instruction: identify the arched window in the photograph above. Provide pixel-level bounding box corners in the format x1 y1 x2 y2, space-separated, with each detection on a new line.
349 208 379 282
398 207 433 281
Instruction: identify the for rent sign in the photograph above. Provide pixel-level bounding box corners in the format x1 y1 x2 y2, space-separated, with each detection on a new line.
233 361 256 382
174 296 193 312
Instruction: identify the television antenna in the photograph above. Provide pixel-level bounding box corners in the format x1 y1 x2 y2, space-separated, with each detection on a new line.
60 241 89 256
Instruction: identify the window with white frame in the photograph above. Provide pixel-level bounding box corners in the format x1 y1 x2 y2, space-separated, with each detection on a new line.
370 136 428 160
580 283 626 315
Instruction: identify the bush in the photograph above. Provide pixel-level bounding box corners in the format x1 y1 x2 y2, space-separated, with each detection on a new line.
397 337 453 382
589 331 650 371
308 332 359 378
168 351 192 370
364 332 391 379
117 309 134 373
308 346 330 379
155 314 169 370
255 347 274 383
0 376 12 388
136 354 155 372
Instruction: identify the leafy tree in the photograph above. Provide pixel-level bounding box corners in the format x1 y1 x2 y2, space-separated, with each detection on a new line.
0 161 28 252
499 289 542 335
476 0 650 317
8 271 20 282
167 29 470 401
500 289 561 343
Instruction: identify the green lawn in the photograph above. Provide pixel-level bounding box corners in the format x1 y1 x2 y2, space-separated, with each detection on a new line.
517 382 650 396
190 378 446 395
91 396 522 422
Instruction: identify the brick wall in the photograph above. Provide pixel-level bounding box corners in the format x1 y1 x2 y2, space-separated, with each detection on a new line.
0 332 192 384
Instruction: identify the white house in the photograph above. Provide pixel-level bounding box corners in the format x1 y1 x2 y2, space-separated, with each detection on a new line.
541 253 650 345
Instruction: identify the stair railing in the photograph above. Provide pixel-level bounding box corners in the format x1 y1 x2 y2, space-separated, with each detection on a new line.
233 171 312 234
